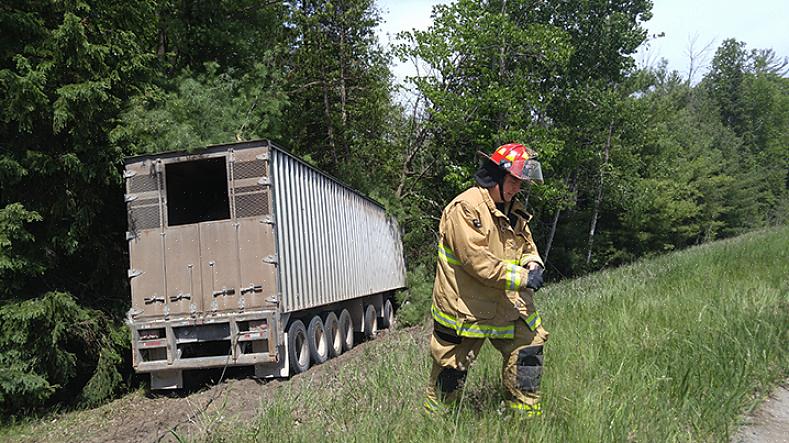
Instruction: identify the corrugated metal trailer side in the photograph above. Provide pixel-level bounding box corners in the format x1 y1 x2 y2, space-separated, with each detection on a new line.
124 140 407 389
269 145 407 313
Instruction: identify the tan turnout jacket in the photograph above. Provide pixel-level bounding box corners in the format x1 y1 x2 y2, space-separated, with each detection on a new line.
432 186 544 338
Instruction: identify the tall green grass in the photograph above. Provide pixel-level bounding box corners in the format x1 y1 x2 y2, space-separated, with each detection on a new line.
206 227 788 442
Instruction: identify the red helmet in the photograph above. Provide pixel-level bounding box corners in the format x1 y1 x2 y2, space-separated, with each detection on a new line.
478 143 543 183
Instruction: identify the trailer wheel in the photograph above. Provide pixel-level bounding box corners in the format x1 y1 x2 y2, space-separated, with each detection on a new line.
338 309 354 352
381 299 395 329
364 304 378 340
288 320 310 374
323 312 342 358
307 315 329 365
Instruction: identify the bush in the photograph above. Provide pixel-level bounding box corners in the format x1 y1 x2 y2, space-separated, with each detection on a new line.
395 264 435 327
0 292 128 415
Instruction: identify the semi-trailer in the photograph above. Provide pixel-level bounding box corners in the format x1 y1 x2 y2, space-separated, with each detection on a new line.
124 140 406 389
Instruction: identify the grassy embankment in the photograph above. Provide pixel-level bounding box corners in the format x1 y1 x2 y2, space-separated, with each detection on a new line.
208 227 788 442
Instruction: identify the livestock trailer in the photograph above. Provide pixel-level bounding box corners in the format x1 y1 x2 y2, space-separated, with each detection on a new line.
124 140 407 389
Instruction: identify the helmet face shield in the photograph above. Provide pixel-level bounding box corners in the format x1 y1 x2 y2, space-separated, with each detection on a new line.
512 158 543 184
478 143 544 184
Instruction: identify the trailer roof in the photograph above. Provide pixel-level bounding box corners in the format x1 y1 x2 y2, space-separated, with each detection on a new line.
124 139 388 212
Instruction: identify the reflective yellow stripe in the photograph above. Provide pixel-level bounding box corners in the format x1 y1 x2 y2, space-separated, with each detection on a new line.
508 401 543 416
431 304 457 329
506 263 523 290
525 311 542 331
437 243 462 265
423 398 448 414
432 304 514 339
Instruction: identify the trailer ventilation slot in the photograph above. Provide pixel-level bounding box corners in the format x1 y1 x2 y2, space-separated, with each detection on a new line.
128 173 159 193
129 204 161 231
165 157 231 226
233 159 267 179
235 191 269 218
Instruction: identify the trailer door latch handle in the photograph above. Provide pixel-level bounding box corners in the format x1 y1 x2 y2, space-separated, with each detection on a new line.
212 287 236 297
170 292 191 302
241 284 263 295
144 295 165 304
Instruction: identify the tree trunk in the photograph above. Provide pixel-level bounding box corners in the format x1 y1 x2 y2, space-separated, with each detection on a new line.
544 170 576 263
338 22 349 162
586 123 614 265
322 76 337 166
495 0 508 136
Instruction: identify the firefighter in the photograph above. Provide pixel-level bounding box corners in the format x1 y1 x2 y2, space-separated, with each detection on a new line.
424 143 548 417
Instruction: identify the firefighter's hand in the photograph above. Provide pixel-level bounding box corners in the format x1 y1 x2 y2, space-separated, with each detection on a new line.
526 267 544 291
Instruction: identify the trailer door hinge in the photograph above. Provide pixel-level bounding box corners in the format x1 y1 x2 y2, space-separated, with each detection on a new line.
125 194 138 203
123 170 137 179
256 152 270 161
126 231 137 241
257 177 271 186
263 255 278 265
128 268 143 279
259 215 275 225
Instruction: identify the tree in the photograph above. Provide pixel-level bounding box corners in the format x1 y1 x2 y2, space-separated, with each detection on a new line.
283 0 393 192
0 0 157 412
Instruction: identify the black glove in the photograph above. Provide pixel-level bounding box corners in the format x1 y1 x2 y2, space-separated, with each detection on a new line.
526 267 544 291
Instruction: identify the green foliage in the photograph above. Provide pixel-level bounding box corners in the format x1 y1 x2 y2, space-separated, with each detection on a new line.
0 204 45 297
394 265 434 327
112 60 288 154
0 0 156 412
0 292 127 414
155 0 289 72
78 324 131 408
283 0 392 189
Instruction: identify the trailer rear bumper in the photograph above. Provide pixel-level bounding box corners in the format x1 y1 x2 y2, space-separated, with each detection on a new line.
129 310 281 375
135 353 277 373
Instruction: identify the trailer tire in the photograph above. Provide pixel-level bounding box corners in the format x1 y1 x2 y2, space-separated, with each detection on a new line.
381 299 395 329
364 304 378 340
307 315 329 365
323 312 342 358
339 309 354 352
288 320 310 374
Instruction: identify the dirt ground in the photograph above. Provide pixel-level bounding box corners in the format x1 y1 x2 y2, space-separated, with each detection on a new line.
5 328 410 443
733 384 789 443
4 329 786 443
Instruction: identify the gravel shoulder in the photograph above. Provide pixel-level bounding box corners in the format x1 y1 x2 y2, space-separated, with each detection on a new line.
733 384 789 443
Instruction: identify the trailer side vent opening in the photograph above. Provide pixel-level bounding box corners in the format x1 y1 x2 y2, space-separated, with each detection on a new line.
165 157 230 225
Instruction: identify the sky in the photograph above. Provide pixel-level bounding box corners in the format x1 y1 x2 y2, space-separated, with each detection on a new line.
375 0 789 85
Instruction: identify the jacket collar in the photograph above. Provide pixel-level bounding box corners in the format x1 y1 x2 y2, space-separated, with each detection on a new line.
475 186 533 224
476 186 508 220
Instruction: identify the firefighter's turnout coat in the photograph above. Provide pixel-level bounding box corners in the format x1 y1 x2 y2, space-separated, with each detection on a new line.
432 186 544 337
425 185 548 415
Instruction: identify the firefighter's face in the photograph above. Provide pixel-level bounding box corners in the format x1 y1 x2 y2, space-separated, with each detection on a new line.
501 175 523 202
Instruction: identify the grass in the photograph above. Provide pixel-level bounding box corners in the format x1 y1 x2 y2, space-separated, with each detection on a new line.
1 227 785 442
206 226 788 442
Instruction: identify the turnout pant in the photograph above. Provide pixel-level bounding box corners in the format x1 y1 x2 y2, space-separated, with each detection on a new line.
424 318 548 415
